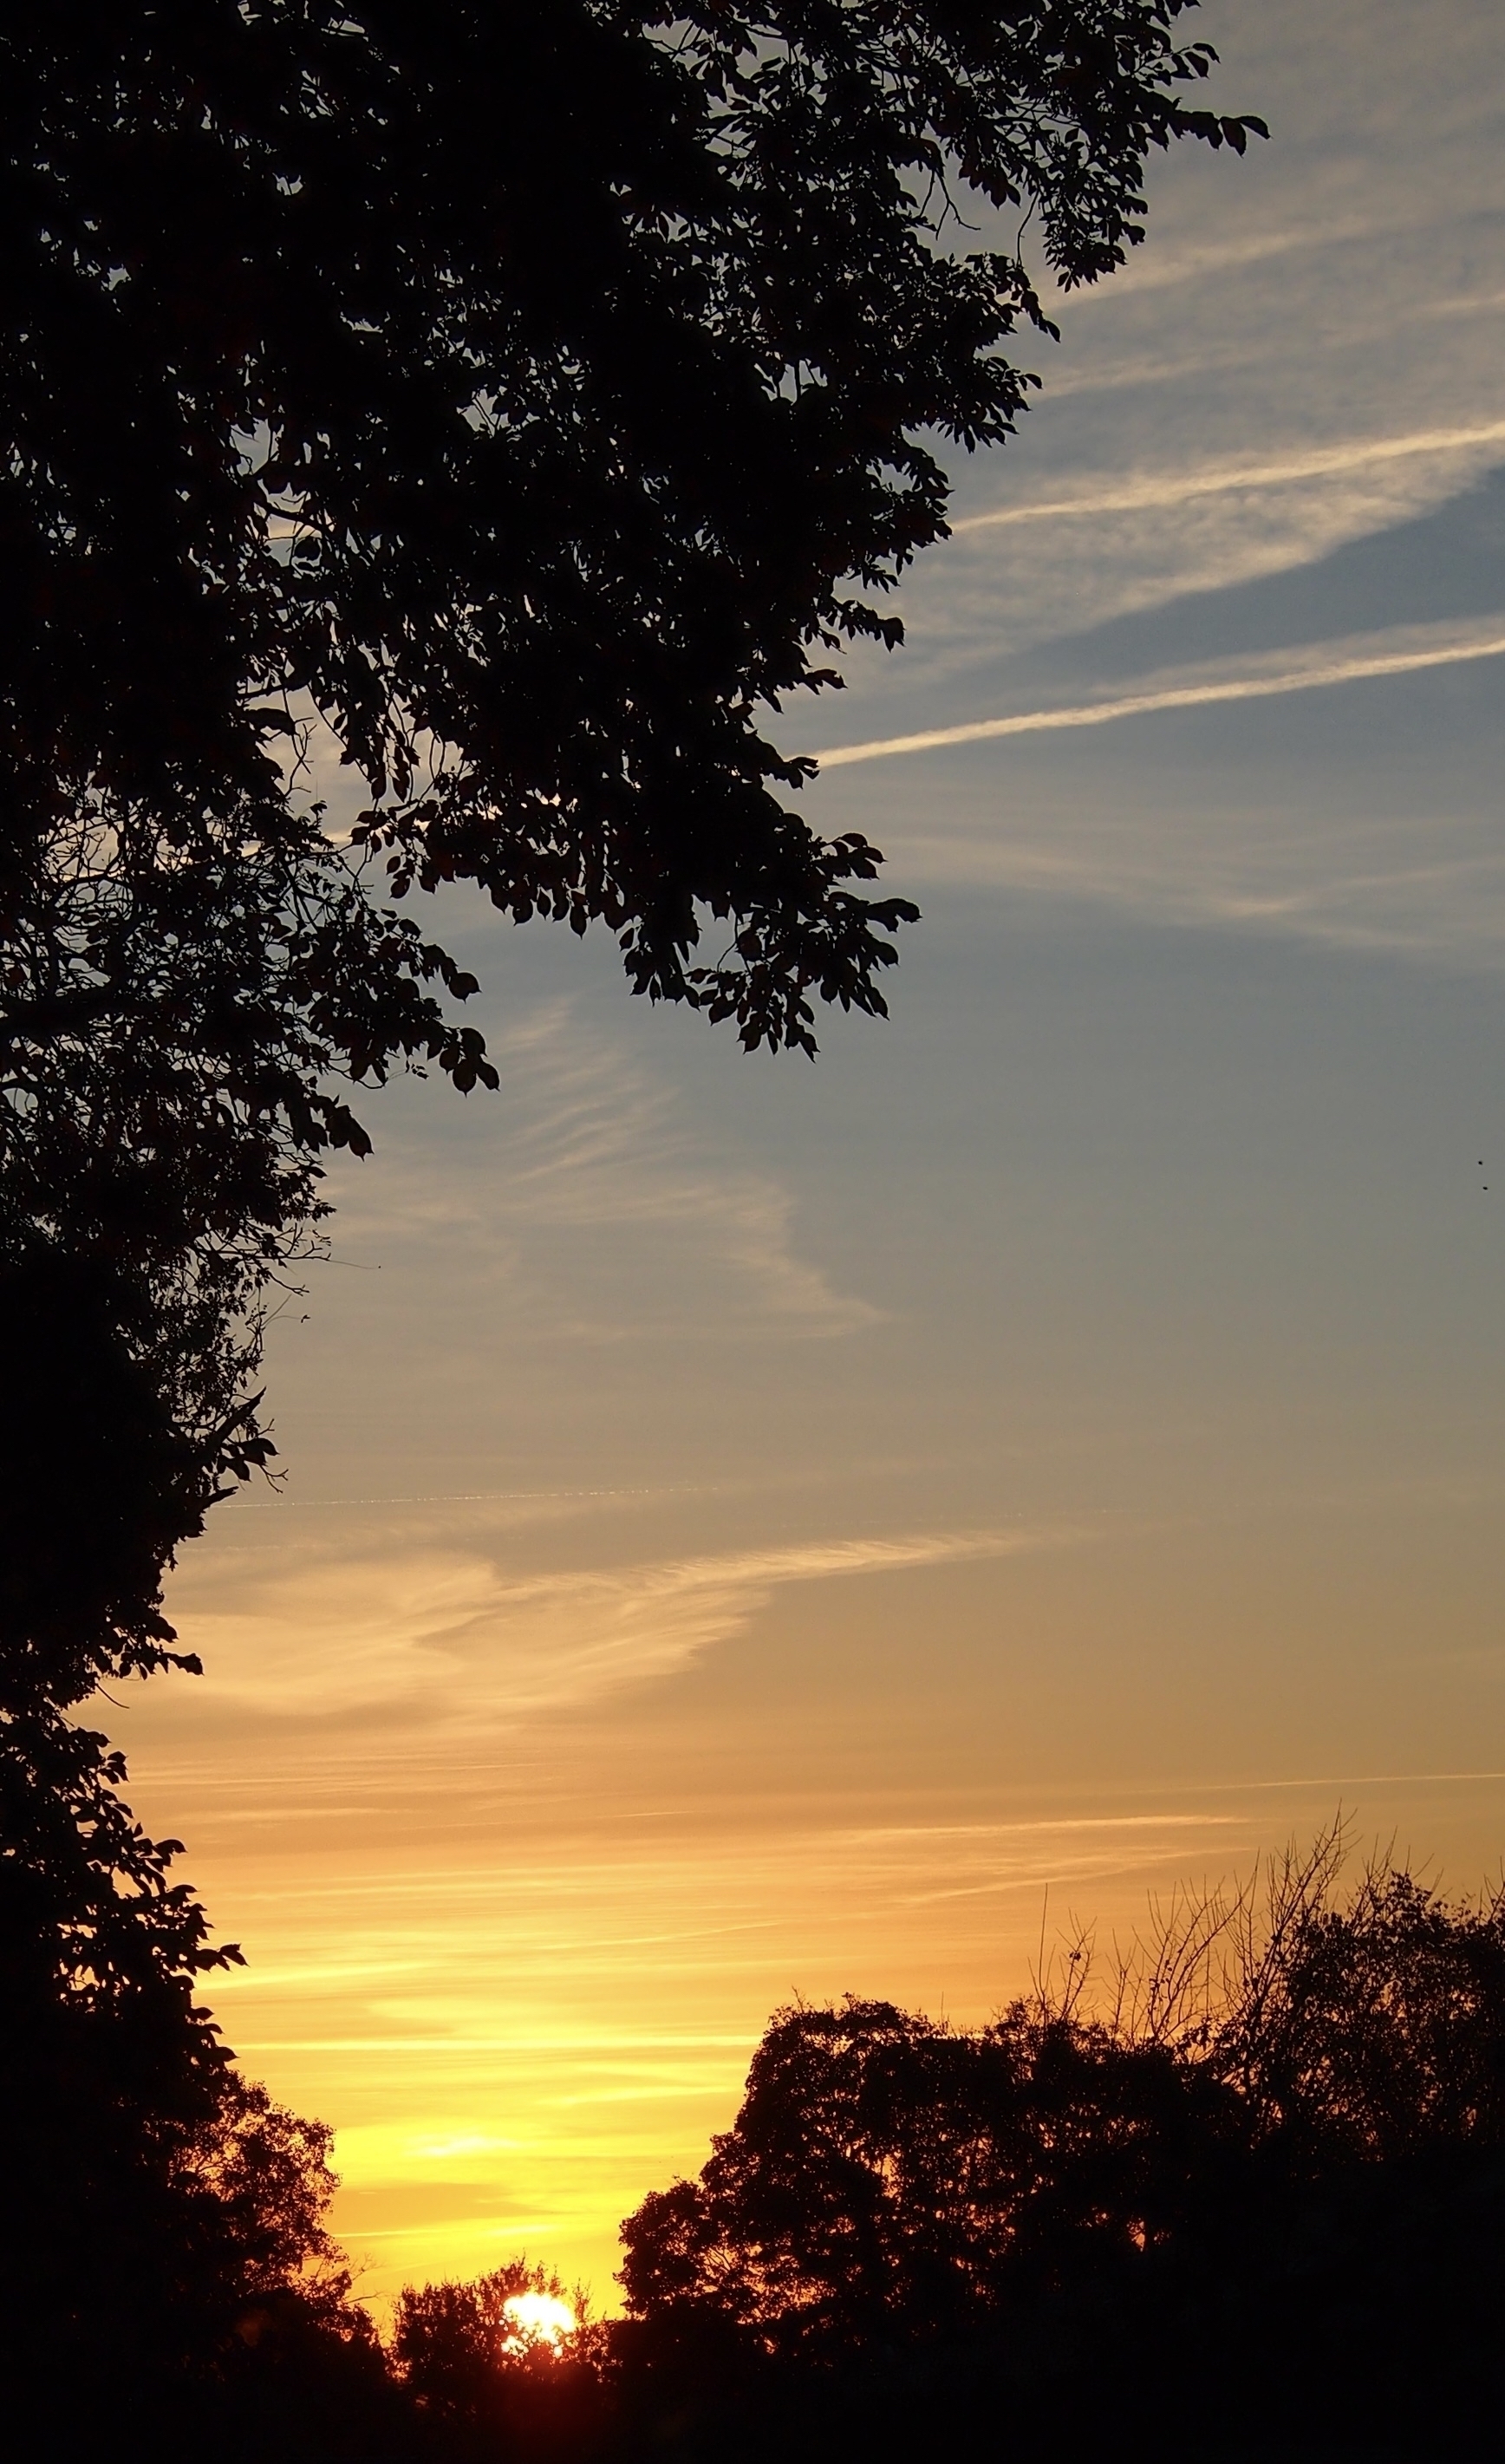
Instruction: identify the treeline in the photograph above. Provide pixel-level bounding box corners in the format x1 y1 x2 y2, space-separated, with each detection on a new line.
607 1831 1505 2461
9 1807 1505 2463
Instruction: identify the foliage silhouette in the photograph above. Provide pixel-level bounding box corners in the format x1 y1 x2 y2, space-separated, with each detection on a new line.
395 2259 610 2458
610 1834 1505 2461
0 1248 274 1707
0 0 1263 1711
0 1699 394 2458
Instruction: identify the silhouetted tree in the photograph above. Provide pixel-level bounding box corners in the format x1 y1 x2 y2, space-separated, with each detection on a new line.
0 1700 385 2456
395 2259 609 2458
1208 1834 1505 2159
0 844 478 1710
0 1248 277 1709
614 1841 1505 2461
618 1994 1249 2358
1 1 1263 1711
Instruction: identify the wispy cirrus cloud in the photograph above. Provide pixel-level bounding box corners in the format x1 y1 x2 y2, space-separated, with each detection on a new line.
168 1526 1059 1727
815 618 1505 769
950 422 1505 534
843 438 1505 691
328 998 880 1342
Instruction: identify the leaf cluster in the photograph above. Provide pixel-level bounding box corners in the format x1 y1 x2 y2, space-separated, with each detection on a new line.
2 0 1261 1082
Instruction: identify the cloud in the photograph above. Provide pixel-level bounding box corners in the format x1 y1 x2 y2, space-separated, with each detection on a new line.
808 612 1505 963
1044 288 1505 410
837 440 1504 693
882 805 1505 968
814 619 1505 768
1052 218 1384 304
171 1527 1057 1727
329 999 880 1341
869 22 1505 675
950 422 1505 533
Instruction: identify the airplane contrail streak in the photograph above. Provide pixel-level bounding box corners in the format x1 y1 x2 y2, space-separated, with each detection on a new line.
814 630 1505 769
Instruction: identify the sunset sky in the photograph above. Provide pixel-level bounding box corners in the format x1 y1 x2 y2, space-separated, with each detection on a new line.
117 0 1505 2314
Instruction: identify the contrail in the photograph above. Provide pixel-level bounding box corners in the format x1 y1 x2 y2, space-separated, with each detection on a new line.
952 420 1505 532
814 630 1505 769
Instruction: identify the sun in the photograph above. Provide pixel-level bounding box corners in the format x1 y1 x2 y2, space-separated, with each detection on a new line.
500 2291 577 2354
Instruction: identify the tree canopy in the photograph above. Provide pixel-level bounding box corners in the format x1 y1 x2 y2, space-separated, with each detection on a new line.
620 1840 1505 2356
4 1 1261 1042
1 0 1262 1707
613 1841 1505 2457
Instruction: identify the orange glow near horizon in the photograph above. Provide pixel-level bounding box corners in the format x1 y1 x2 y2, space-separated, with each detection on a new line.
121 1529 1505 2314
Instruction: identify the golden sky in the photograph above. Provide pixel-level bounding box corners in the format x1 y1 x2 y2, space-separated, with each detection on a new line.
117 0 1505 2314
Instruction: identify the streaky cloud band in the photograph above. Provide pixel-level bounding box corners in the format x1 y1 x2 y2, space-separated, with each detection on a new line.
952 420 1505 531
814 629 1505 770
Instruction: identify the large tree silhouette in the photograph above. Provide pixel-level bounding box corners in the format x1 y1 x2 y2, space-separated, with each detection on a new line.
1 1 1262 1708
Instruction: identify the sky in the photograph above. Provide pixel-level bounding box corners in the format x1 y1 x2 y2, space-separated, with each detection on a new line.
116 0 1505 2315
